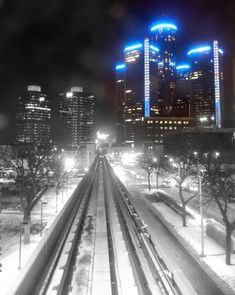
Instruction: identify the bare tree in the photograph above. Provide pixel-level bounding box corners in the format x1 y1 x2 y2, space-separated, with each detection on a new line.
201 152 235 265
0 144 51 243
152 154 165 189
138 153 154 191
165 154 198 226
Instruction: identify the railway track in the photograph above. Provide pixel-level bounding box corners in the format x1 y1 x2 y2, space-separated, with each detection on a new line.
11 156 197 295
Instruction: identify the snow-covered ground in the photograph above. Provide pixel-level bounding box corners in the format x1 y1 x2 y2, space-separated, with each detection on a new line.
116 162 235 295
0 181 78 295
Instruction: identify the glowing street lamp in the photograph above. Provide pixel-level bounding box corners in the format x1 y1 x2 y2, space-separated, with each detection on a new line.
64 157 75 171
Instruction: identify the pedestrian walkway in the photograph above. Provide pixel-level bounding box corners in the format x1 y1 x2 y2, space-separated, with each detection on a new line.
0 180 79 295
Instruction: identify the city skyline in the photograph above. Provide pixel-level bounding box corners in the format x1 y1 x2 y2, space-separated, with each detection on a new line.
0 0 234 143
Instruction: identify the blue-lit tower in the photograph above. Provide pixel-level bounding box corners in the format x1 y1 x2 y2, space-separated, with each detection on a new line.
150 22 177 115
176 64 191 116
188 42 224 128
115 41 158 145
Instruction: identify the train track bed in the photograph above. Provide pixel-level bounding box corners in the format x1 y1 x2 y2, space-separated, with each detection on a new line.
12 156 198 295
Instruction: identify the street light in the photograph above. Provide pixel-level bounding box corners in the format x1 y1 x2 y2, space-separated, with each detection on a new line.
194 151 205 257
40 200 48 236
18 221 28 269
198 173 205 257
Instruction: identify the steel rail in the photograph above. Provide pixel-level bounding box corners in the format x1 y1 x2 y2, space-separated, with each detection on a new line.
104 158 182 295
103 157 153 295
102 164 119 295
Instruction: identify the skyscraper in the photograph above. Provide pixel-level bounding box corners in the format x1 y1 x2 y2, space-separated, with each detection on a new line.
150 22 177 115
15 85 51 145
116 64 126 144
175 64 191 117
188 42 224 127
116 41 158 144
58 86 94 149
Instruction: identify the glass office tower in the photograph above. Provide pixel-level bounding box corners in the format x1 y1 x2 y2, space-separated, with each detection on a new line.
188 41 224 127
58 87 94 149
16 85 51 145
115 41 158 145
150 22 177 115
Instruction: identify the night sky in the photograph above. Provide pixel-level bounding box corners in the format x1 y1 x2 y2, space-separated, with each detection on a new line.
0 0 234 143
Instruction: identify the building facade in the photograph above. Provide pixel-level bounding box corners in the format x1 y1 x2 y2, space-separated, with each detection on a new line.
115 20 225 146
188 42 224 128
15 85 51 145
58 87 94 149
150 22 177 116
116 41 158 145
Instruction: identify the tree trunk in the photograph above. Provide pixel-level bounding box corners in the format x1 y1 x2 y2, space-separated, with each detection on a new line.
148 172 151 191
23 196 32 244
182 203 187 227
225 226 232 265
156 173 159 189
179 187 187 227
23 222 31 244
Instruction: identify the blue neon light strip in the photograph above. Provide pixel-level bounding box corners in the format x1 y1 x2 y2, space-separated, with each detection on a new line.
219 49 224 54
150 23 177 32
149 45 159 52
115 64 126 70
144 38 150 117
187 46 211 56
124 43 143 52
176 64 190 70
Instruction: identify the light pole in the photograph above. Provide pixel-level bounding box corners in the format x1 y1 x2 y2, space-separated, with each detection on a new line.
18 221 27 269
198 174 205 257
40 200 48 236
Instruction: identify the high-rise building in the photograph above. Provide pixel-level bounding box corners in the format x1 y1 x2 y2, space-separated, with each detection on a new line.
150 22 177 115
15 85 51 145
115 41 158 145
175 64 191 117
116 64 126 144
188 42 224 127
58 86 94 149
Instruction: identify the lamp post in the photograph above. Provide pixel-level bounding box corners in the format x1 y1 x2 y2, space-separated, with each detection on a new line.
40 200 48 236
194 151 205 257
198 174 205 257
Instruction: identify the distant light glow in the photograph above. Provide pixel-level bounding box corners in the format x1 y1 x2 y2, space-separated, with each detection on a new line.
116 64 126 70
176 64 190 70
39 97 45 102
149 45 159 52
66 92 73 98
97 131 109 140
150 23 177 32
124 43 143 52
187 46 211 56
218 49 224 54
65 158 75 171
